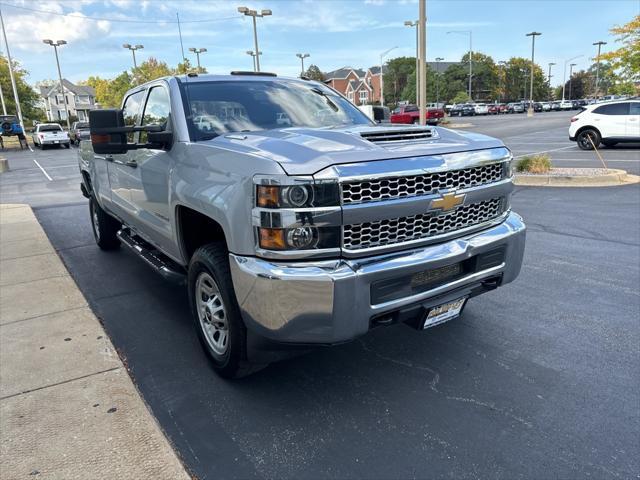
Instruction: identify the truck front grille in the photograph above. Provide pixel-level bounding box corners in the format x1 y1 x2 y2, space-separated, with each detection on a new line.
343 197 504 250
341 163 504 205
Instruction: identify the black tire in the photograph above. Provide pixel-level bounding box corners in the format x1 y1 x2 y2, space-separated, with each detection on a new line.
89 195 120 250
577 128 601 150
188 243 264 379
64 143 70 149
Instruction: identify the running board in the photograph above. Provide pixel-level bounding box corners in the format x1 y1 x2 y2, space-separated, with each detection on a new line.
117 228 186 284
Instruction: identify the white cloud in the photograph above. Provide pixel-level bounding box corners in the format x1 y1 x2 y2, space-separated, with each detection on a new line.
3 2 111 52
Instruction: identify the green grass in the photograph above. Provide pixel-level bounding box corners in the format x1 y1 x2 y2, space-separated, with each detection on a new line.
516 154 552 174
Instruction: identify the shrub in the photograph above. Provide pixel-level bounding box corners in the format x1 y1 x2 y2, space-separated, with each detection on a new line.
516 154 552 174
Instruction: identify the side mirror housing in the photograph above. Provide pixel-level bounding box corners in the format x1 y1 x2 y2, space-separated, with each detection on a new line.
147 130 173 150
89 109 128 155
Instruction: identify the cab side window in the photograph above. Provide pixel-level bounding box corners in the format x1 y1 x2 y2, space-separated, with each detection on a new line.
630 102 640 116
593 103 629 115
122 90 146 142
140 86 171 144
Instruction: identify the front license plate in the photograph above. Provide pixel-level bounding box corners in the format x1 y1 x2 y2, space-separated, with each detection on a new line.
423 297 466 329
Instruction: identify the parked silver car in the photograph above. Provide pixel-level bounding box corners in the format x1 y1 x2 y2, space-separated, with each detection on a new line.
79 73 526 378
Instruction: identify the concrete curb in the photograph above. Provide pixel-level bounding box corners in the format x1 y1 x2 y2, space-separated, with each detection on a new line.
0 204 190 480
514 169 640 187
445 122 474 129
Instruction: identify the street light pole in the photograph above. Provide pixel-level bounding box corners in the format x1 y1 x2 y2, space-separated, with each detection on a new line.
246 50 261 71
122 43 143 69
525 31 541 117
568 63 577 100
43 39 71 131
418 0 426 124
498 60 507 103
435 57 444 106
547 62 555 100
447 30 472 101
238 7 271 72
379 46 398 109
296 53 310 76
592 41 607 98
188 47 207 70
562 55 583 101
404 20 419 105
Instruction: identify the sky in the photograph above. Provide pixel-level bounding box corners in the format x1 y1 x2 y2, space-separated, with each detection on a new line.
0 0 637 88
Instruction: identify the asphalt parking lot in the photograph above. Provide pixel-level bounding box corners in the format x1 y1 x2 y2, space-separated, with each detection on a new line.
3 114 640 478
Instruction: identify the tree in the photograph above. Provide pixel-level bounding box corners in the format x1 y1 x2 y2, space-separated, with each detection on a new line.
451 91 471 104
600 15 639 82
132 57 173 85
382 56 416 106
304 65 325 82
502 57 548 102
0 56 44 123
175 58 207 75
562 70 591 99
85 72 132 108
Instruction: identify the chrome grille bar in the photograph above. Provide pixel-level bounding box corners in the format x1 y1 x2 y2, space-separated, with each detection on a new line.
343 197 504 250
341 163 504 205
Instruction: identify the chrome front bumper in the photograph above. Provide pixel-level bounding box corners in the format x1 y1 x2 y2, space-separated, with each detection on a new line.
230 211 525 344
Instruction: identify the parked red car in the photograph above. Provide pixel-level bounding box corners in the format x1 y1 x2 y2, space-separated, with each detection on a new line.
488 104 507 115
390 104 445 125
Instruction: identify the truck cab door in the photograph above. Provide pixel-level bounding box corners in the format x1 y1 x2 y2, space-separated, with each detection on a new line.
124 85 174 255
107 89 146 221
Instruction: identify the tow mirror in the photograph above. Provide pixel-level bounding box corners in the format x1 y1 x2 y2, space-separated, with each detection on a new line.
89 109 128 155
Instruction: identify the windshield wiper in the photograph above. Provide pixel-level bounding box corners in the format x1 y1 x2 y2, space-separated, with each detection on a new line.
310 87 339 112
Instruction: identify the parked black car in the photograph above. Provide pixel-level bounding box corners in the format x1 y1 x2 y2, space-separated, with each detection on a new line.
449 104 475 116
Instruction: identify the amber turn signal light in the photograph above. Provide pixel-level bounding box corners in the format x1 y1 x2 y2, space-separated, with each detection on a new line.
259 228 286 250
256 185 280 208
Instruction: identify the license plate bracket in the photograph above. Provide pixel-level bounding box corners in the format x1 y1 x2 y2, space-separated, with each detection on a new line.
422 297 467 329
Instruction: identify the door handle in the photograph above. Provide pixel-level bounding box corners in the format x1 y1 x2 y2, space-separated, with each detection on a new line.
124 160 138 168
104 155 114 162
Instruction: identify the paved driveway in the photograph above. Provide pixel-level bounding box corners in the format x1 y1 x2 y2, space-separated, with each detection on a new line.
34 184 640 479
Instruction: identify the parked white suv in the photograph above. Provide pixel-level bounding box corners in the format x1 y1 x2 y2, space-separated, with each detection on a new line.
474 103 489 115
569 99 640 150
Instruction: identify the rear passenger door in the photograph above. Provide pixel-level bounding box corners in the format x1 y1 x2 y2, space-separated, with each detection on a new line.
627 102 640 138
592 103 628 138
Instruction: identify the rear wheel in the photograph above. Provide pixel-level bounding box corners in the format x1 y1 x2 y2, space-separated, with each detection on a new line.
577 129 601 150
89 196 120 250
188 243 264 379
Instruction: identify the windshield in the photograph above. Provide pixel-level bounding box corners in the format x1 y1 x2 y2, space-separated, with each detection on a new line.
183 79 372 140
76 122 89 129
38 124 62 132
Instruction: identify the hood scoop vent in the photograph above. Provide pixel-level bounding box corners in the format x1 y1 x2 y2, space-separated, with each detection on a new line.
359 127 438 145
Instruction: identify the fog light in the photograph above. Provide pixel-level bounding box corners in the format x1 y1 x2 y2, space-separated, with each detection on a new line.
286 226 317 249
283 185 310 207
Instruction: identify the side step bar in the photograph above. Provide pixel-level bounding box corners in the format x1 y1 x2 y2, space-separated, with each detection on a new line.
117 228 186 285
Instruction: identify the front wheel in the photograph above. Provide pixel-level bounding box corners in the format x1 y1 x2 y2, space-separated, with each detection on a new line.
64 143 70 149
577 129 601 150
89 196 120 250
188 243 264 379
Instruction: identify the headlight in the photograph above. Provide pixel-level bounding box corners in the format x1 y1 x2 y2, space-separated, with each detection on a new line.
254 175 340 255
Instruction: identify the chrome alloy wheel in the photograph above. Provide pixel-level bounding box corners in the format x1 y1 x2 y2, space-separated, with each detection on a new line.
195 272 229 355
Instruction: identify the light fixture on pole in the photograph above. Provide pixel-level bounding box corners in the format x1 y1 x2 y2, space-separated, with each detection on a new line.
188 47 207 70
435 57 444 106
296 53 310 76
568 63 577 100
525 31 541 117
592 41 607 98
379 46 398 109
447 30 472 101
238 6 271 72
562 55 583 101
246 50 261 71
404 20 420 106
122 43 143 69
43 39 71 131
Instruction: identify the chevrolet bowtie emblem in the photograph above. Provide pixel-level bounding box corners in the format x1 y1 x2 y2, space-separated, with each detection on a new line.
431 192 466 211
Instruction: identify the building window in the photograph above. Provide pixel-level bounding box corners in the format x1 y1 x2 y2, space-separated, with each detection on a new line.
348 92 354 101
359 90 368 102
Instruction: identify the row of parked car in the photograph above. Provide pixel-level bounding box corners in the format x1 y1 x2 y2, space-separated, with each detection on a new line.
29 121 90 149
445 99 595 116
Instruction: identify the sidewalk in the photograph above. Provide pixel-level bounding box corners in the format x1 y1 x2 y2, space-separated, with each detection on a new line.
0 204 190 479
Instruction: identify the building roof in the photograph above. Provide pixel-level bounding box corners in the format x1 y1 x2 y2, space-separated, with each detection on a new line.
324 67 365 80
367 65 388 75
39 79 95 98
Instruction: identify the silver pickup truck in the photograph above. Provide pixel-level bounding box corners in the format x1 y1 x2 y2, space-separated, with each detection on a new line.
79 72 525 378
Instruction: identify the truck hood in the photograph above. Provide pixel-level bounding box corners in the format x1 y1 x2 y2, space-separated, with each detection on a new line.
206 125 505 176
